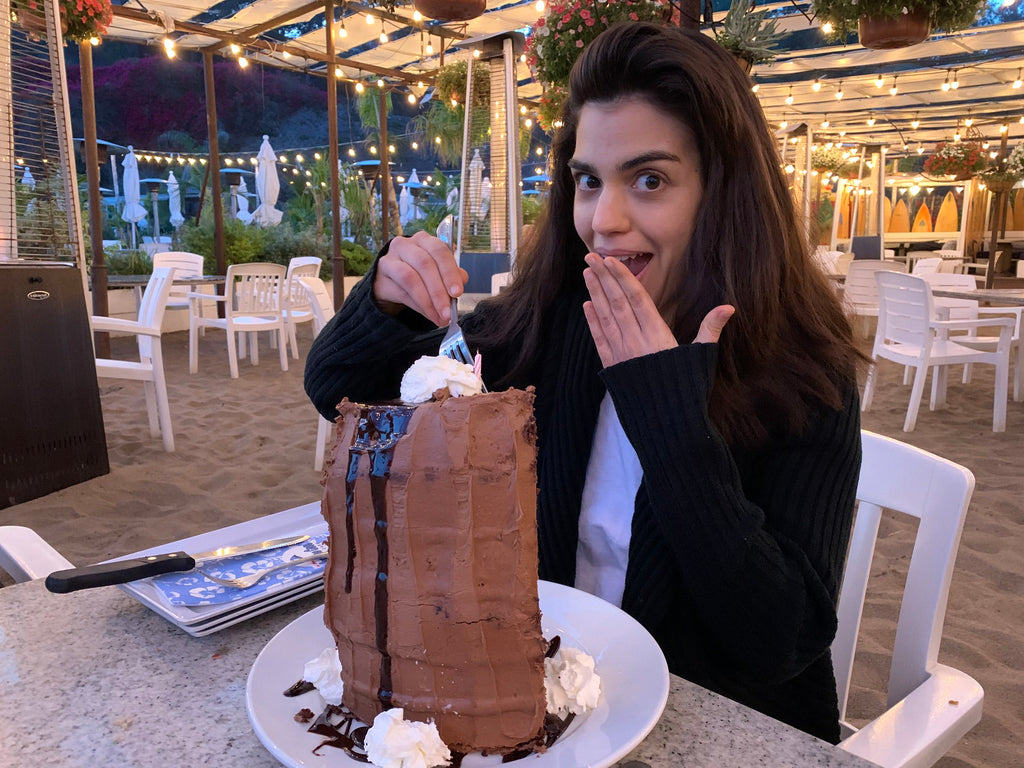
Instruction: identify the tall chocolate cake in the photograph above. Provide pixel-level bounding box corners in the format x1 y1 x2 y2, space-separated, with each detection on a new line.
320 388 547 754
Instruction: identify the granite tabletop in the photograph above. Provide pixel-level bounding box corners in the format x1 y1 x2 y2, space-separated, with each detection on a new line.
0 578 878 768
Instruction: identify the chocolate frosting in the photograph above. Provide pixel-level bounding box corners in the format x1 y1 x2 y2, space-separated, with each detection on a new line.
321 389 547 754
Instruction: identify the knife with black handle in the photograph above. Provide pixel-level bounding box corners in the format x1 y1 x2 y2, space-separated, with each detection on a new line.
44 534 311 593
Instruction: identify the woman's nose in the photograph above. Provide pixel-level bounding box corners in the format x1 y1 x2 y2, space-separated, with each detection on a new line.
590 188 629 235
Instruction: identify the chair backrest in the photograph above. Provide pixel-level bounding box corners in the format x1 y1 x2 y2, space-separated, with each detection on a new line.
297 276 335 335
811 248 844 273
922 272 979 322
833 431 974 719
225 262 286 317
152 251 205 303
874 270 933 349
844 260 906 309
911 256 941 275
491 271 510 294
285 257 323 310
131 268 176 360
851 235 883 260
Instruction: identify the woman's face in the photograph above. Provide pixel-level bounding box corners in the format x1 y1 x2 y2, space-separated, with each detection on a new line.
570 97 703 311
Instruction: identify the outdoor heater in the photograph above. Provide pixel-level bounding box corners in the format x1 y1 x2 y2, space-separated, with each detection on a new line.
452 31 524 295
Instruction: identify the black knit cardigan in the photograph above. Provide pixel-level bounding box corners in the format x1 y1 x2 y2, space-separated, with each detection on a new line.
305 264 862 744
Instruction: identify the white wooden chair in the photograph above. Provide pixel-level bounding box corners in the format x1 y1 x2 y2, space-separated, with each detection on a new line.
862 271 1013 432
188 262 289 379
0 526 73 583
834 431 983 768
282 256 322 359
299 276 336 471
843 260 906 337
92 267 177 451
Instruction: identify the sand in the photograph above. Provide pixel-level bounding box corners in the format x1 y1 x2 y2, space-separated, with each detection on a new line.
1 322 1021 768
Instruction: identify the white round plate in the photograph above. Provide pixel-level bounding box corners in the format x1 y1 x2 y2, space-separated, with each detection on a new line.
247 580 669 768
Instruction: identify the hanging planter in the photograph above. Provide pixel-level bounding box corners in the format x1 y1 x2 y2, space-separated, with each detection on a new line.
984 179 1016 194
413 0 486 22
857 7 930 49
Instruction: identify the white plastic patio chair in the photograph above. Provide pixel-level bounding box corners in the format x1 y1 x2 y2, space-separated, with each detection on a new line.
862 271 1013 432
0 526 73 583
923 272 1024 402
910 257 941 275
152 250 205 317
283 256 322 359
298 276 337 471
843 260 906 337
188 262 289 379
491 271 510 294
92 266 177 451
833 430 983 768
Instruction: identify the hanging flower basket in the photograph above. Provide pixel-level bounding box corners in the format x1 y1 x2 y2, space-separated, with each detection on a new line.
857 7 930 49
414 0 485 22
985 179 1016 194
12 0 112 42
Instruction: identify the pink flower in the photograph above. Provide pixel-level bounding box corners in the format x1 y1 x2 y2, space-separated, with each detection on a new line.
580 9 590 18
576 39 584 47
585 17 594 25
629 12 638 20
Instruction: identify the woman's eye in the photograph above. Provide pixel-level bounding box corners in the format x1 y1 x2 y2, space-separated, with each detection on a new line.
574 173 600 190
638 173 662 191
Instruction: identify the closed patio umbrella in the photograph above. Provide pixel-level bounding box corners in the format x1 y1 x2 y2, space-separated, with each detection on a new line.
236 177 253 225
121 146 147 248
167 171 185 228
252 135 282 226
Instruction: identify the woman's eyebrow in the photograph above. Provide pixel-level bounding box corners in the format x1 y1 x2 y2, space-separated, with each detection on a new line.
568 151 681 176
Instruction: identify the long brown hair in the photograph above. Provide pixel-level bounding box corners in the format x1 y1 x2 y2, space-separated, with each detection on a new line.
476 22 862 445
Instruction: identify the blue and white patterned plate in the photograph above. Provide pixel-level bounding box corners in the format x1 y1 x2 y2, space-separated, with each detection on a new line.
150 534 328 607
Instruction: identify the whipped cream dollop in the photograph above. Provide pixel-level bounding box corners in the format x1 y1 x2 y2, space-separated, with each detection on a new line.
302 647 345 706
363 708 452 768
400 355 483 404
544 646 602 718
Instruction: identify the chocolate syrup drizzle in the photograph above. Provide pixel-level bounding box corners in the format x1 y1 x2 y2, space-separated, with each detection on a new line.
344 406 414 711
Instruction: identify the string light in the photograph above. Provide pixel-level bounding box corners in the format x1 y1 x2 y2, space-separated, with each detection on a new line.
785 86 794 106
821 21 833 34
889 76 898 96
874 74 884 88
941 70 951 92
965 111 973 127
1014 68 1022 89
89 36 100 46
751 83 759 93
950 70 959 89
379 21 388 44
335 66 343 78
412 9 422 21
1001 123 1009 133
835 81 843 100
866 114 875 126
365 13 374 24
811 78 821 92
238 54 249 69
348 147 356 157
355 82 365 93
425 36 434 55
376 78 385 88
230 43 241 55
779 115 788 129
911 114 920 129
535 0 545 10
338 18 347 38
821 114 829 129
163 37 176 59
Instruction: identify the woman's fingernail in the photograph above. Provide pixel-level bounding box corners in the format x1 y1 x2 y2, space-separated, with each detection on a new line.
449 285 461 296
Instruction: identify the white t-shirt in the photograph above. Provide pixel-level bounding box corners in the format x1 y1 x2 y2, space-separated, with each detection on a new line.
574 393 643 607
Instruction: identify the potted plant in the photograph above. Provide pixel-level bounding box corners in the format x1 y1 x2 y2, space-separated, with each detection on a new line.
12 0 113 42
811 146 847 176
922 141 987 180
526 0 671 130
810 0 985 50
714 0 784 73
982 144 1024 193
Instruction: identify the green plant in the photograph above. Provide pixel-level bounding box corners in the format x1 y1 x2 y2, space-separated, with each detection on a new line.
714 0 783 66
1004 144 1024 180
810 0 985 40
811 146 847 175
923 141 987 178
178 213 267 273
434 60 490 108
102 246 152 275
341 239 375 276
525 0 671 91
522 193 545 225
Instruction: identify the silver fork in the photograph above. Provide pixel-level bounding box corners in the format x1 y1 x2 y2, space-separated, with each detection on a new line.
439 296 475 365
198 552 325 590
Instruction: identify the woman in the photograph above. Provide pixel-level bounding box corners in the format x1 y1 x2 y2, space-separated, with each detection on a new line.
306 23 863 743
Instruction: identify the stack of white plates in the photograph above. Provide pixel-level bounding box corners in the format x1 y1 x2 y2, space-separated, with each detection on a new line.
117 501 327 637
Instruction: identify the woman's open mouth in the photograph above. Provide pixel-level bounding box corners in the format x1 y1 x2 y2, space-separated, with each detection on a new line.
608 252 653 278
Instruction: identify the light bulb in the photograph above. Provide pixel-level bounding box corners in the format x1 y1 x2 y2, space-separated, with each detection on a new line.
355 82 364 93
889 77 898 96
965 115 973 127
867 115 875 126
296 154 304 162
1001 123 1009 133
377 78 384 88
821 117 830 129
535 0 544 10
874 74 884 88
785 87 793 106
348 148 356 157
89 36 100 46
1014 69 1022 89
425 40 434 55
413 10 422 20
314 152 321 160
339 25 347 38
951 72 959 89
335 66 343 78
365 13 374 24
751 83 759 93
230 43 241 54
380 31 388 43
835 82 843 100
779 119 788 129
821 21 833 34
911 115 920 129
238 55 249 69
812 79 821 92
408 93 416 104
282 51 291 59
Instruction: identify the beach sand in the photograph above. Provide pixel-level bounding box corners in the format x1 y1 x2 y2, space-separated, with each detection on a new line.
2 322 1021 768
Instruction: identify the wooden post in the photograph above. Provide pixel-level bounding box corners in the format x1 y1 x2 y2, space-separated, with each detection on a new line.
203 51 227 314
379 88 390 247
326 0 345 310
985 131 1010 289
78 42 109 357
